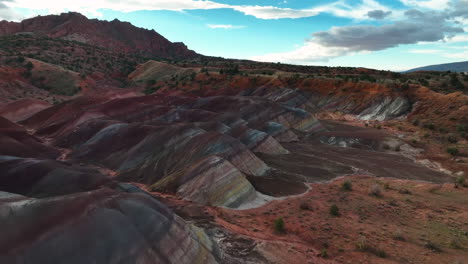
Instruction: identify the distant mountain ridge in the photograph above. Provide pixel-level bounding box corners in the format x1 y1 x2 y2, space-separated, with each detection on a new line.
406 61 468 73
0 12 198 59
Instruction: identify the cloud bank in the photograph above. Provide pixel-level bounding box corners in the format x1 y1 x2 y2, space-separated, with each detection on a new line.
252 4 467 64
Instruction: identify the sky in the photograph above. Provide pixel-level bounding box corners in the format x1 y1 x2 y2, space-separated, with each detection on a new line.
0 0 467 71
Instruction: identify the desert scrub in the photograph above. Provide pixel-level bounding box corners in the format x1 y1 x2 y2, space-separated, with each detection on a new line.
319 248 328 258
329 204 340 216
455 175 465 187
341 180 352 191
356 236 369 251
424 241 441 252
274 217 285 233
447 147 459 156
369 184 383 197
393 229 405 241
299 202 311 210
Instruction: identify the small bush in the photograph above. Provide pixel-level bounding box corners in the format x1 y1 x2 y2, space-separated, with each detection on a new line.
455 175 465 187
447 147 459 156
341 180 352 191
424 241 441 252
383 182 390 190
424 123 435 130
299 202 311 210
382 144 390 150
447 135 458 144
449 238 462 249
398 188 412 195
457 124 466 133
393 229 405 241
369 184 382 197
375 249 387 258
274 217 285 233
329 204 340 216
319 248 328 258
356 236 369 251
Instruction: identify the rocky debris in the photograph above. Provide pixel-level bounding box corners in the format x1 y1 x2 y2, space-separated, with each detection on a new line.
358 96 411 121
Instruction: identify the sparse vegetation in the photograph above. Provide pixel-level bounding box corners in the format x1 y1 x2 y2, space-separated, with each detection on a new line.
319 248 328 258
274 217 285 233
299 202 311 210
341 180 352 191
424 241 441 252
455 175 465 187
356 236 369 251
447 147 459 156
393 229 405 241
369 184 382 197
329 204 340 216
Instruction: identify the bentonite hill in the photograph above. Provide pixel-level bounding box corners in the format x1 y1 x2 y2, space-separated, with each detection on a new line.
0 11 467 264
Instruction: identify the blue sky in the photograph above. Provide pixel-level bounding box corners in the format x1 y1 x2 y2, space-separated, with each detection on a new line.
1 0 467 71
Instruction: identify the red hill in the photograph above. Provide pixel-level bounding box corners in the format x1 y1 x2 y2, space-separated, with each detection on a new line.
0 12 198 59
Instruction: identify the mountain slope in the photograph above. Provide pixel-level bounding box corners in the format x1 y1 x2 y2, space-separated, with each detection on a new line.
406 60 468 72
0 12 198 59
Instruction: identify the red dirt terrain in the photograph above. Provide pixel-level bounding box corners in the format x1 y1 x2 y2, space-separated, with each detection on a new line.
0 13 467 264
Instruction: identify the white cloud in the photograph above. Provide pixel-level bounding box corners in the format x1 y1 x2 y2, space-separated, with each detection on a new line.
1 0 402 21
317 0 396 20
408 49 442 53
251 42 352 64
251 8 465 64
445 34 468 42
443 50 468 58
207 24 245 29
399 0 450 10
232 5 318 19
3 0 322 20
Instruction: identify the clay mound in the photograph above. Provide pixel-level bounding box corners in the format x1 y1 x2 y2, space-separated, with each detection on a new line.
20 91 325 207
152 156 257 208
0 187 219 264
129 60 197 83
0 116 59 159
0 98 51 122
0 156 109 198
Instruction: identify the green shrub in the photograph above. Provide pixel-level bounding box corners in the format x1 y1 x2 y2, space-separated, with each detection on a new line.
341 180 352 191
447 147 459 156
299 202 311 210
319 248 328 258
329 204 340 216
457 124 466 133
375 249 387 258
455 175 465 187
143 86 160 95
447 135 458 143
274 217 285 233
